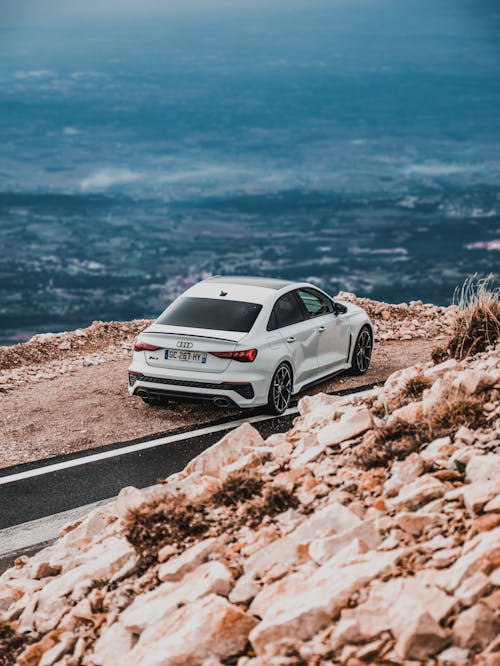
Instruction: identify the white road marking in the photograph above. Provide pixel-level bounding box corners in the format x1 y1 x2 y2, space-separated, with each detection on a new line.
0 406 299 487
0 498 110 560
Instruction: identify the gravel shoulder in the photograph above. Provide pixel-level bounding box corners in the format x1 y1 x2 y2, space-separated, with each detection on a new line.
0 338 436 469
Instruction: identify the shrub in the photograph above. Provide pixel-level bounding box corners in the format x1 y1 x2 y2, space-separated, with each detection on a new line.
355 420 422 469
213 473 264 506
355 387 486 469
124 472 299 571
241 485 299 528
400 373 432 401
425 389 485 440
0 622 29 666
433 275 500 362
125 497 209 570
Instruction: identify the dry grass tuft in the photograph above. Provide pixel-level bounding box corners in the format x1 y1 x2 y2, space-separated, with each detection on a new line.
241 485 299 528
424 389 485 440
125 498 209 570
213 473 264 506
125 471 298 571
0 622 30 666
433 275 500 362
383 372 433 414
400 373 432 401
355 387 486 469
355 420 422 469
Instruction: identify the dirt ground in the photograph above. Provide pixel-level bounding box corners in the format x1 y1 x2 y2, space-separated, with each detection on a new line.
0 338 436 469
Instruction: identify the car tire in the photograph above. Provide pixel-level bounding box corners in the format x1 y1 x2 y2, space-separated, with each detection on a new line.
267 362 293 415
350 326 373 375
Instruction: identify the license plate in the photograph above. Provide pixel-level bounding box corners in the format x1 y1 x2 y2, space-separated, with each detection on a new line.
165 349 207 364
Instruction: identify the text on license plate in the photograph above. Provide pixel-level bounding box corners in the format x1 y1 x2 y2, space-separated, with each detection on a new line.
165 349 207 364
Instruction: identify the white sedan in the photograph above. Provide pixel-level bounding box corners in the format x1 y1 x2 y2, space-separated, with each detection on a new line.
128 276 373 414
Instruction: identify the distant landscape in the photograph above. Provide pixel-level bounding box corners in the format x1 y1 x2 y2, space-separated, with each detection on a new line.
1 0 499 344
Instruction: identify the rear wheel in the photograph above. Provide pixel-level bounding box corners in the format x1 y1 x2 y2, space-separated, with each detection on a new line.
267 363 293 415
350 326 373 375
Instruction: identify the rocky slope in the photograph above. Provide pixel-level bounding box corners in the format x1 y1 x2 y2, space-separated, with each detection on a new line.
1 335 499 664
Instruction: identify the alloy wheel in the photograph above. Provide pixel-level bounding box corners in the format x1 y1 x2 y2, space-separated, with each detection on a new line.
272 364 292 413
355 329 372 373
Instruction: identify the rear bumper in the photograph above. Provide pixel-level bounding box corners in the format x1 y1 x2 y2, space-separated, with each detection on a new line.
128 369 265 408
129 371 254 399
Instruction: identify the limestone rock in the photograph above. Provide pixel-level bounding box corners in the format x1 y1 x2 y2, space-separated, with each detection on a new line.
92 622 134 666
466 454 500 484
484 494 500 512
452 369 496 395
392 474 446 510
383 453 425 497
126 594 257 666
454 572 491 607
395 611 448 661
317 407 372 447
249 549 402 654
387 400 424 425
244 501 362 578
184 423 266 477
308 519 380 564
340 572 455 648
158 537 219 581
168 471 220 502
420 436 455 466
463 480 500 514
113 486 146 519
229 574 261 605
395 511 446 535
441 527 500 592
453 603 499 650
123 561 233 633
24 535 136 633
437 646 470 666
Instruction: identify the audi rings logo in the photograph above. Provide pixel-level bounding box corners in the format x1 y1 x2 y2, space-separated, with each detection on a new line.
176 340 193 349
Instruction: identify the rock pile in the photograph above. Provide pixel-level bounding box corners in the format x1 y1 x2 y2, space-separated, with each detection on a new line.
336 292 456 342
1 345 499 665
0 320 149 393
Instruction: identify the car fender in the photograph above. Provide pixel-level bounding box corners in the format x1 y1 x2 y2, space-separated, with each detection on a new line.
347 314 374 363
266 354 296 393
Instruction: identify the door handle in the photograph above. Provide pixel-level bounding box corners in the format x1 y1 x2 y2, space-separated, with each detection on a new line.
318 326 326 333
286 336 296 343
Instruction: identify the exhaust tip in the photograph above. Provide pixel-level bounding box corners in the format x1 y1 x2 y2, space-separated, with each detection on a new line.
213 397 230 408
136 388 149 399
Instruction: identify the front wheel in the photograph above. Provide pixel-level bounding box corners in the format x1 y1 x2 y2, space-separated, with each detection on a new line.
267 363 293 415
350 327 373 375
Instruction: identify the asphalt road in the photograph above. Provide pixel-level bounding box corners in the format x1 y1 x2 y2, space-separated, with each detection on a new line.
0 384 375 532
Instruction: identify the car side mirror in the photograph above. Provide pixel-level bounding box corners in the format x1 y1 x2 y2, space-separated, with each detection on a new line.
332 301 348 315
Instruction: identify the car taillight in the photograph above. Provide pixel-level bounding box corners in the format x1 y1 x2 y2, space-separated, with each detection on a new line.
128 371 143 386
134 341 161 352
211 349 258 363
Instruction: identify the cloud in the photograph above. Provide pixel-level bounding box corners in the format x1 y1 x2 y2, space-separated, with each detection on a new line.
80 168 142 191
403 162 471 177
13 70 54 79
63 126 79 136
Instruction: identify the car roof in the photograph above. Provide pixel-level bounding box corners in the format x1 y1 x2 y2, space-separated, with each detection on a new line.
183 276 300 306
203 276 294 290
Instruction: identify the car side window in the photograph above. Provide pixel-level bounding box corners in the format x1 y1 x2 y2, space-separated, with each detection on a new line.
267 292 305 330
297 288 334 318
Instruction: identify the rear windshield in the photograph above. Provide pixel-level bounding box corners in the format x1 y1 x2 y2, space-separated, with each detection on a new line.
157 297 263 333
